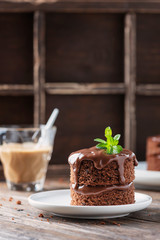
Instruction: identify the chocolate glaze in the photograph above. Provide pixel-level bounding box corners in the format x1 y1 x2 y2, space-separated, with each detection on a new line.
68 146 138 189
71 182 133 195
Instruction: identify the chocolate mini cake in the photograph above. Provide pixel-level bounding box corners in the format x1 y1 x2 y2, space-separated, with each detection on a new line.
146 136 160 171
68 127 138 206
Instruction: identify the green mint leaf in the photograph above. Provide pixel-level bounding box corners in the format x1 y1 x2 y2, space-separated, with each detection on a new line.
110 136 114 146
117 145 123 152
114 134 121 141
105 127 112 138
112 146 119 154
94 126 123 154
107 145 113 154
113 145 123 154
96 143 107 150
94 138 106 144
106 136 111 145
113 139 118 146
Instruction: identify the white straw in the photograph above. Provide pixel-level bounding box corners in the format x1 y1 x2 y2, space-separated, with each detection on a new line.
45 108 59 130
32 108 59 142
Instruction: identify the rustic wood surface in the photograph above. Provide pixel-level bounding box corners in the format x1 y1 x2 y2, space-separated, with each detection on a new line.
0 13 33 85
45 83 125 95
0 96 33 125
33 11 46 126
137 14 160 84
124 13 136 153
46 95 124 164
46 13 124 84
136 84 160 96
0 84 33 95
136 96 160 161
0 165 159 240
1 0 160 13
0 2 160 164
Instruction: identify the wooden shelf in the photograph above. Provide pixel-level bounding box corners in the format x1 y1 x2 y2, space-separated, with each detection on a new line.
1 1 160 13
124 13 136 151
45 82 125 95
0 3 160 162
0 84 33 95
136 84 160 96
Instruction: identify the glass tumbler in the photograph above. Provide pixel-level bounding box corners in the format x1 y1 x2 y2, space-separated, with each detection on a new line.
0 126 57 191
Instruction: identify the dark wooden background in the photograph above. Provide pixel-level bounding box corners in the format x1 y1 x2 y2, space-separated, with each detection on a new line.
0 1 160 164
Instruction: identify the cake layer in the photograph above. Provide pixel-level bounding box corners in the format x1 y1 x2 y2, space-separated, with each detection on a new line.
147 155 160 171
69 146 137 188
70 158 135 186
146 136 160 156
70 182 135 206
146 136 160 171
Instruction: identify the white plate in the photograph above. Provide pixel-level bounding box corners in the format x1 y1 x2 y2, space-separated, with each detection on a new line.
28 189 152 219
135 162 160 189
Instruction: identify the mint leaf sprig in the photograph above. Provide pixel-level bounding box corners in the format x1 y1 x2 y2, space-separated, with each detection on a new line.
94 126 123 154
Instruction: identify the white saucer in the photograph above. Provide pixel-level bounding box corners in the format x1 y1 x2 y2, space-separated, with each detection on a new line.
28 189 152 219
135 162 160 190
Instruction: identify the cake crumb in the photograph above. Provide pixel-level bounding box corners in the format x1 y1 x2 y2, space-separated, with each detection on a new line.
100 221 106 225
39 213 44 218
16 200 21 205
0 204 2 206
12 217 14 220
111 221 121 227
9 197 13 202
27 214 30 216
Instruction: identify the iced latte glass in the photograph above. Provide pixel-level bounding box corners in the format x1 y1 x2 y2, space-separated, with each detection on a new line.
0 126 56 191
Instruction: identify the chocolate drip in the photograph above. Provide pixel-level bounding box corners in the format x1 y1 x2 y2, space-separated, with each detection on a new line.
68 146 138 189
72 182 133 196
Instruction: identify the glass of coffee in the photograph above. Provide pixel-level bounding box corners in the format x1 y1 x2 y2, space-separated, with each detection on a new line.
0 126 57 191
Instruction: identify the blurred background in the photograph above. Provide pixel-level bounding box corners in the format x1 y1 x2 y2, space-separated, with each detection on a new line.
0 1 160 164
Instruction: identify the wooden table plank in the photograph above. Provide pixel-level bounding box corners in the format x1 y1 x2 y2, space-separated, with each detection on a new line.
0 165 160 240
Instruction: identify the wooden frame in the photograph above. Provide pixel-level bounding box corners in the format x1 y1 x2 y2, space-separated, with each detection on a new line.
1 1 160 13
0 1 160 154
124 13 136 151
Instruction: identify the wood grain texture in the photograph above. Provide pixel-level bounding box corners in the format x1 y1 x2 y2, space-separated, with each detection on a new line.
0 165 159 240
46 13 124 84
1 1 160 13
0 13 33 84
137 14 160 84
0 4 160 166
124 13 136 152
37 0 160 13
45 83 125 95
0 84 33 95
136 84 160 96
136 96 160 161
0 96 33 125
33 11 46 126
46 95 124 164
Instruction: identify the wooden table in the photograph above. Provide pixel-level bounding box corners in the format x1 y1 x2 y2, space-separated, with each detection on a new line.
0 165 160 240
